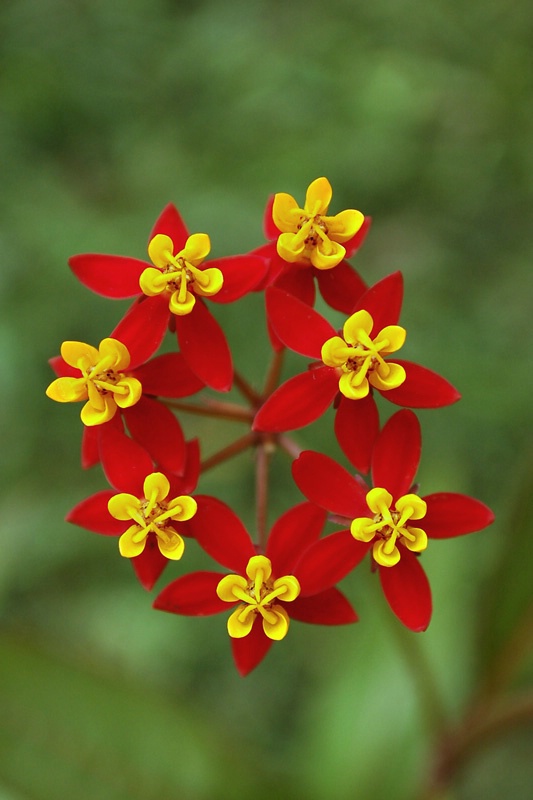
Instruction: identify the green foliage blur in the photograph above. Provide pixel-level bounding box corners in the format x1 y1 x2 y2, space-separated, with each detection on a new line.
1 0 532 798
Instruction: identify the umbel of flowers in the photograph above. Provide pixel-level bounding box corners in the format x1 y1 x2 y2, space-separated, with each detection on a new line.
46 176 494 675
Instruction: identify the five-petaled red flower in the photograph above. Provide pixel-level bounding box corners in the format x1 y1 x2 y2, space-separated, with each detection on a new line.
67 425 200 590
69 204 268 391
48 338 203 474
254 271 460 472
292 409 494 631
154 499 361 675
252 177 371 315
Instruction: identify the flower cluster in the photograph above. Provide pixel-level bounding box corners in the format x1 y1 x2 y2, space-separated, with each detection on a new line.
47 177 494 675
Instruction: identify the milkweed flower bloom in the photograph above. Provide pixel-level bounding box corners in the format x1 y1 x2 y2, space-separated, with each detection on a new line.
292 409 495 631
46 338 142 425
273 176 365 270
108 472 197 560
47 338 203 474
254 271 460 472
69 203 268 390
252 177 370 314
67 425 200 589
154 499 362 675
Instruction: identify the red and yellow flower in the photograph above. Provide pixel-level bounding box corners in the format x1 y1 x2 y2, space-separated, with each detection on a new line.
67 425 200 589
292 409 495 631
69 204 268 391
47 337 203 474
154 499 361 675
253 177 370 314
254 271 460 473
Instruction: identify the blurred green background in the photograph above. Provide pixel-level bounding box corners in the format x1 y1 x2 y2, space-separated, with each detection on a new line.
1 0 532 798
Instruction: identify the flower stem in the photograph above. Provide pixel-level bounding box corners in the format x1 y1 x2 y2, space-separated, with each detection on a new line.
233 370 262 406
262 347 285 399
278 433 304 461
200 432 256 472
163 398 253 423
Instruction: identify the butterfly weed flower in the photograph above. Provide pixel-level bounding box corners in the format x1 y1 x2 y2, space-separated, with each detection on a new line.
47 339 203 474
46 338 142 426
273 176 365 270
69 203 267 390
253 177 370 314
254 272 460 472
292 410 495 631
67 425 200 590
154 499 360 675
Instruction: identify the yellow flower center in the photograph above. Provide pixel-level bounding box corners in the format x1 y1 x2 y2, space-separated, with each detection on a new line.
350 488 428 567
108 472 197 560
272 176 364 270
217 555 300 640
140 233 223 315
45 338 142 426
321 309 407 400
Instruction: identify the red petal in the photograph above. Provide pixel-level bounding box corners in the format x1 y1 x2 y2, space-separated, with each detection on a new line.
423 493 495 539
290 587 358 625
266 503 327 575
49 355 77 378
372 409 421 498
253 367 338 432
379 551 432 631
384 361 461 408
170 439 200 495
131 537 169 590
263 195 278 241
296 530 369 595
274 265 316 306
184 495 255 572
175 300 232 391
133 353 204 397
153 571 227 615
98 423 154 494
334 394 379 474
209 255 268 303
344 215 372 258
149 204 189 249
66 490 122 535
231 618 273 676
251 243 287 290
81 426 101 469
124 396 186 474
267 313 285 353
316 261 367 314
292 451 368 519
353 271 404 329
266 287 335 358
111 296 169 368
69 254 145 298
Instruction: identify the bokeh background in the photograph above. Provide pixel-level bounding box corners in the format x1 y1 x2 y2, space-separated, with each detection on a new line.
1 0 532 798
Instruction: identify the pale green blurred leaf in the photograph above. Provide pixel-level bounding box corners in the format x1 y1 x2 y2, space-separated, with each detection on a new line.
0 634 277 800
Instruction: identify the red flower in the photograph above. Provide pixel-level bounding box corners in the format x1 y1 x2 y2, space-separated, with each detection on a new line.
252 177 370 314
67 425 200 590
292 409 495 631
69 204 268 391
47 336 203 474
154 499 361 675
254 272 460 472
